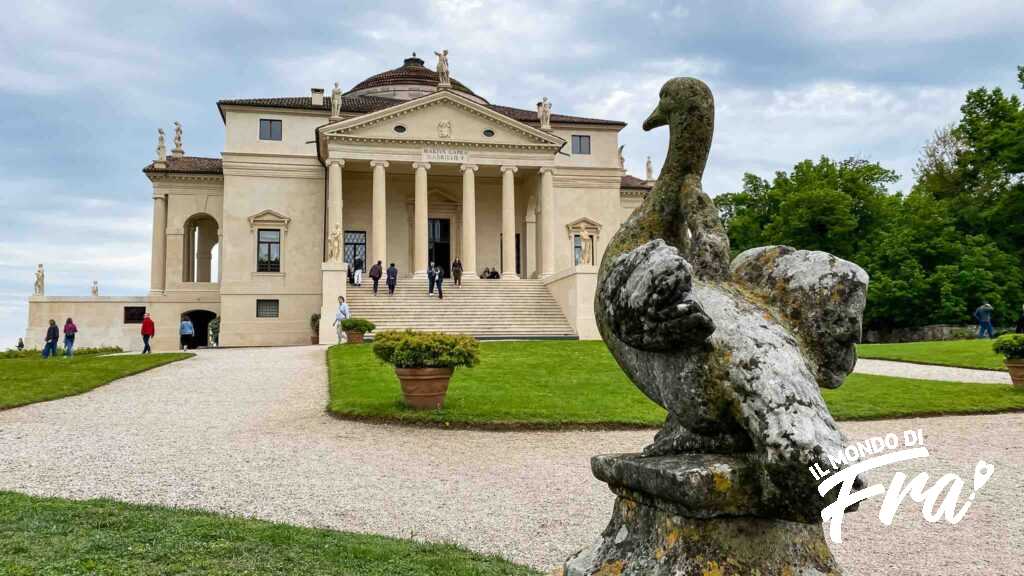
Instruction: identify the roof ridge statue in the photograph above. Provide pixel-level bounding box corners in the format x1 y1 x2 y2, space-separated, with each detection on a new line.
565 77 868 575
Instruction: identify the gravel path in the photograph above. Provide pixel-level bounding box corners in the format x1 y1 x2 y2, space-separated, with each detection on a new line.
854 358 1011 384
0 346 1020 575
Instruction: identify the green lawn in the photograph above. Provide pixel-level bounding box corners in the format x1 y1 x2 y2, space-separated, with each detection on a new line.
328 341 1024 427
857 339 1006 371
0 353 192 409
0 491 537 576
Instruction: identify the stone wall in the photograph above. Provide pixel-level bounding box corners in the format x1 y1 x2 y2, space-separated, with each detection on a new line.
862 324 976 344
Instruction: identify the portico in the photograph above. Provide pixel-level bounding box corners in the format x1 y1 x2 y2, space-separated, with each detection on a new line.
318 88 565 285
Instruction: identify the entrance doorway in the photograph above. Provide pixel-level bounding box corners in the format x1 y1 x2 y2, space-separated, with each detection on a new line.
500 233 521 276
344 230 367 283
182 309 217 348
428 218 451 277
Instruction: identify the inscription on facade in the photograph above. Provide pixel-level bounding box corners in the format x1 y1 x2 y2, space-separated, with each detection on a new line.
422 147 467 163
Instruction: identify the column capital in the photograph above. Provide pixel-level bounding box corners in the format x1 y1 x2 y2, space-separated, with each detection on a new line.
412 162 431 171
500 165 519 174
460 163 479 173
369 160 390 168
326 158 346 168
538 166 555 175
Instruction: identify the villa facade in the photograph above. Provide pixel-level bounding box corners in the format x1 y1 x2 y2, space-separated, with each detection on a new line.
26 54 651 351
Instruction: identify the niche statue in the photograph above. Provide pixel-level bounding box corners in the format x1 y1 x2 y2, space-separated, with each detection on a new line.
565 77 868 575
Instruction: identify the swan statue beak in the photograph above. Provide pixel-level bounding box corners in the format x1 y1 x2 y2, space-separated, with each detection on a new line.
643 102 668 131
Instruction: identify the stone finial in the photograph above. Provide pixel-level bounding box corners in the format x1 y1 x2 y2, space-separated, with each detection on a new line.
91 280 99 297
172 121 184 158
645 156 653 181
330 82 342 121
537 97 552 131
434 49 450 88
33 264 44 296
155 128 167 168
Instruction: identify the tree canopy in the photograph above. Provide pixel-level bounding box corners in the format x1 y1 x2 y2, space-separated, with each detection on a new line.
718 66 1024 330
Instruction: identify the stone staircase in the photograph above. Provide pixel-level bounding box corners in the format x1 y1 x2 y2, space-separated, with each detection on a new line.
344 277 577 339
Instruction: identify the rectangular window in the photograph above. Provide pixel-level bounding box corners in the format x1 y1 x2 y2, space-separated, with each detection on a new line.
571 134 591 155
123 306 146 324
573 234 594 266
257 229 281 272
256 299 279 318
259 119 283 141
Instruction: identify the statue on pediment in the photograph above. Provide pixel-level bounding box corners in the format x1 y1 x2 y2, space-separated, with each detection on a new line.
34 264 44 296
435 49 450 88
331 82 342 119
172 121 184 157
156 129 166 163
537 97 552 130
645 156 653 181
91 280 99 297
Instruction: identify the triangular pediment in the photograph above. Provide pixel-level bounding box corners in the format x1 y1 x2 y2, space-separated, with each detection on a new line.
320 90 565 151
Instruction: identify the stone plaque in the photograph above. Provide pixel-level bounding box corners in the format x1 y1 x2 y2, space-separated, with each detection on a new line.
422 147 466 163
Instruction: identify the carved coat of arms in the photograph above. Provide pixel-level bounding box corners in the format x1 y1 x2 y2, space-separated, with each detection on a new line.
438 120 452 139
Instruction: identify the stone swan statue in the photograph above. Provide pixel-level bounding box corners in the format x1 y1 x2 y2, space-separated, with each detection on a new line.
568 78 868 575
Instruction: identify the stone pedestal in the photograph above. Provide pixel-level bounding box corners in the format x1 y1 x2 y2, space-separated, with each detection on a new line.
564 497 840 576
565 453 843 576
320 262 347 344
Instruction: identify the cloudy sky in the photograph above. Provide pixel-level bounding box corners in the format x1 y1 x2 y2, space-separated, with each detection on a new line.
2 0 1022 347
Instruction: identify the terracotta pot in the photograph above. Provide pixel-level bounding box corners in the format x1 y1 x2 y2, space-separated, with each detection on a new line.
395 367 454 410
1006 359 1024 389
345 331 365 344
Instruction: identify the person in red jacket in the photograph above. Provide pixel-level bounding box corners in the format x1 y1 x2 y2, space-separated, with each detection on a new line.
141 312 155 354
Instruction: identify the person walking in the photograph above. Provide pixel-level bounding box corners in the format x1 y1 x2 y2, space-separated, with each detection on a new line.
452 257 463 287
332 296 350 344
434 263 444 300
369 260 383 296
1016 304 1024 334
353 256 364 287
141 312 156 354
16 337 24 351
974 302 995 339
180 315 194 351
386 263 398 296
427 261 437 295
63 317 78 358
42 319 59 359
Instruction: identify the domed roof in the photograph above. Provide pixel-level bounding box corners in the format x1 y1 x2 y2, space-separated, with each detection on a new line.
344 54 486 104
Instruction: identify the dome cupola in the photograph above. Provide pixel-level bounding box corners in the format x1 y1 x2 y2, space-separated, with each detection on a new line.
344 52 487 104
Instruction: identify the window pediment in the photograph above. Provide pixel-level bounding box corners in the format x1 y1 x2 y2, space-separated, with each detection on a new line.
566 217 602 239
248 209 290 232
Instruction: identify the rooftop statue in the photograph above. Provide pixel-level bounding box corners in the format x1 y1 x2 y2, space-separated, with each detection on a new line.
155 128 166 164
331 82 342 120
537 96 552 130
172 121 184 157
34 264 44 296
566 77 868 575
435 49 450 88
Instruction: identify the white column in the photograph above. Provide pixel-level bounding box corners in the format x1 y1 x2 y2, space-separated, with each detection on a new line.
412 162 430 276
539 167 555 277
370 160 389 267
501 165 518 278
460 163 478 275
326 159 345 261
150 194 167 292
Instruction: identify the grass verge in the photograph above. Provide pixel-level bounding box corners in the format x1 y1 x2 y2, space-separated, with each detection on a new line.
857 339 1006 371
0 491 538 576
328 341 1024 427
0 353 192 409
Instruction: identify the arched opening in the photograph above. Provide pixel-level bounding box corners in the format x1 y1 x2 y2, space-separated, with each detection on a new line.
183 214 219 283
181 309 217 348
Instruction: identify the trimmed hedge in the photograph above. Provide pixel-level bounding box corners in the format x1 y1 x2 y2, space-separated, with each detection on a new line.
993 333 1024 360
1 346 123 359
372 330 479 369
340 318 376 333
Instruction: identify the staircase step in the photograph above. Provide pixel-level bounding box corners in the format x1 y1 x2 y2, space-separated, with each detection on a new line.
343 279 576 340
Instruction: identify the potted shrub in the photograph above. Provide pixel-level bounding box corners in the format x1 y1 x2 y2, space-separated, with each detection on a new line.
993 334 1024 388
373 330 480 409
310 313 320 345
340 318 376 344
208 316 220 347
